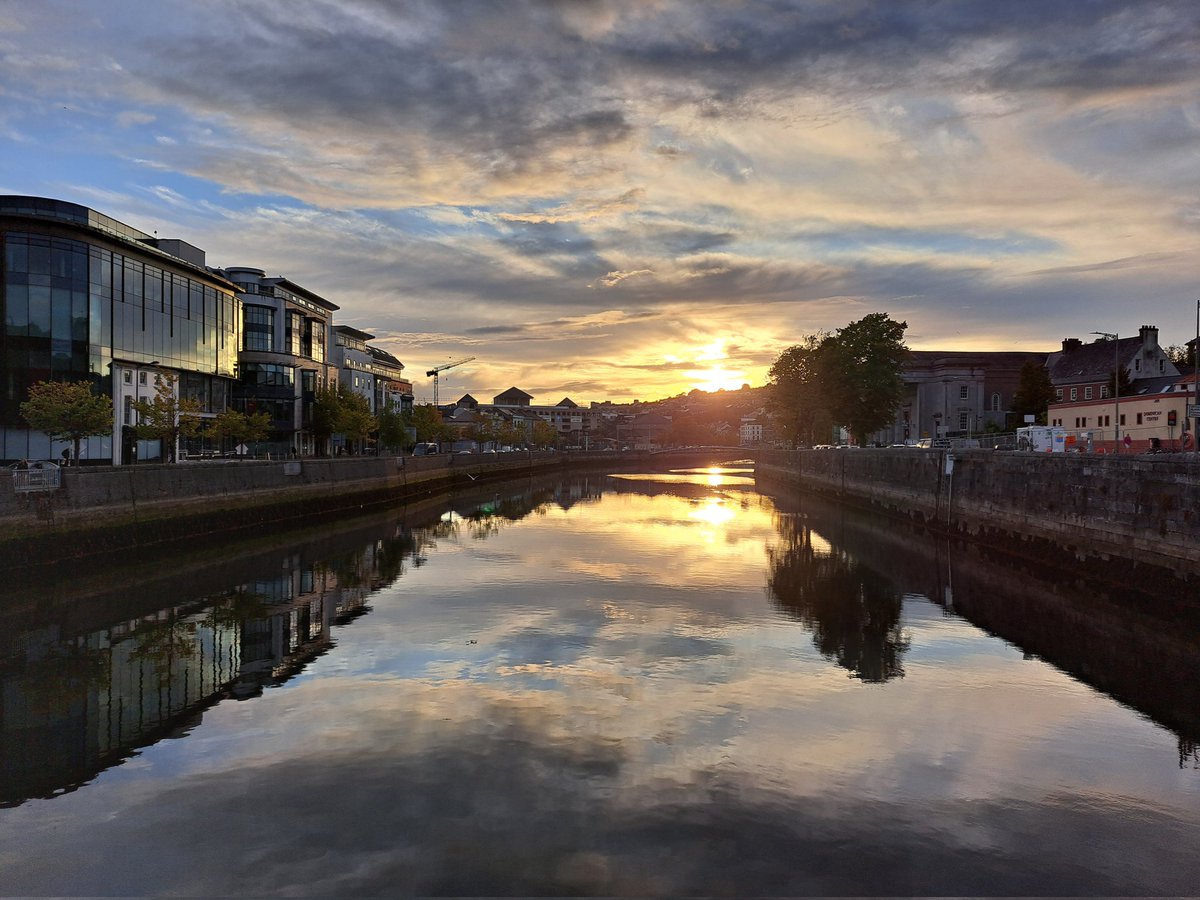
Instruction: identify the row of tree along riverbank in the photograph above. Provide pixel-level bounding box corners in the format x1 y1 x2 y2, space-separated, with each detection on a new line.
0 449 748 569
756 448 1200 586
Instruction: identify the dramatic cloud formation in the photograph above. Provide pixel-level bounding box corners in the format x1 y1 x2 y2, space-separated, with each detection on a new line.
2 0 1198 401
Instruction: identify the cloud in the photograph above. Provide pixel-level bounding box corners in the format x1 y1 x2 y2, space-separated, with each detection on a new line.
3 0 1199 401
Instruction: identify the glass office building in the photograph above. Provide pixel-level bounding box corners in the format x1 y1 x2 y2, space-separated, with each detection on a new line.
0 197 240 464
221 266 338 457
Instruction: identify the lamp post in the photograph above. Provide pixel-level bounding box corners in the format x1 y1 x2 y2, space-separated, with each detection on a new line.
1090 332 1119 451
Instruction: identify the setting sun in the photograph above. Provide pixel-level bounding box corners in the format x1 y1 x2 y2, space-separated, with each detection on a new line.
688 366 747 393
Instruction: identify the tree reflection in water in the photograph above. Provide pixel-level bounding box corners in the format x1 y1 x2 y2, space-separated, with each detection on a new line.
767 511 910 682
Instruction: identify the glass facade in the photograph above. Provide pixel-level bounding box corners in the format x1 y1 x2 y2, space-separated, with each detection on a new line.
1 207 240 461
244 305 274 352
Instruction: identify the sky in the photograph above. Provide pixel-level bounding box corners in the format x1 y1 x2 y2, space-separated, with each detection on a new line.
2 0 1198 404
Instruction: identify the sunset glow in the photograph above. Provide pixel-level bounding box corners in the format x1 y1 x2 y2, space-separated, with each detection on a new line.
1 2 1195 403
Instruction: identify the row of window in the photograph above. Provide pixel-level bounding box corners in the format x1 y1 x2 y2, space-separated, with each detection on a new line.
1055 385 1112 402
2 233 239 418
242 305 326 362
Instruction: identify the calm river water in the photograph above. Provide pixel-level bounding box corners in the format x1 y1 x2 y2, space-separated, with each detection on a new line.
1 465 1198 895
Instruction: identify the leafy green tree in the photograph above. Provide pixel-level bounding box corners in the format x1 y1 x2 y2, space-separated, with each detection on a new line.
377 405 410 452
339 390 376 452
768 333 831 447
1011 360 1055 426
409 403 453 444
819 313 908 446
20 379 113 464
496 422 523 448
131 373 202 463
531 420 558 448
311 384 344 455
207 408 272 455
312 382 377 454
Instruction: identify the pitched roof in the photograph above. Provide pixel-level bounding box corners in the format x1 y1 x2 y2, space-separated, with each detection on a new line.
556 397 578 408
1047 337 1141 384
1125 373 1196 396
494 387 533 404
367 345 403 367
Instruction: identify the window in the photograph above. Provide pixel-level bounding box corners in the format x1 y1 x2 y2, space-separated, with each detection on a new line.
1160 359 1166 373
287 311 303 356
958 412 969 430
1120 414 1126 426
311 321 325 363
959 385 969 401
1055 388 1063 401
240 363 294 387
1100 386 1109 399
139 371 147 385
1084 387 1093 400
1070 388 1077 400
991 392 1001 411
1135 358 1141 372
244 305 274 351
123 370 132 384
1136 413 1143 425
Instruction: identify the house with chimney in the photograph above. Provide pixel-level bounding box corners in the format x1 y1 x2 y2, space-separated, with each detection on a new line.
1046 325 1189 451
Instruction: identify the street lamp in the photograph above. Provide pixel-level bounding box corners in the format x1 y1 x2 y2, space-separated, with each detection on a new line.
1090 332 1120 451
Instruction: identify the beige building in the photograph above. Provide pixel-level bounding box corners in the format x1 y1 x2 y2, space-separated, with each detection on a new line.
1048 372 1197 452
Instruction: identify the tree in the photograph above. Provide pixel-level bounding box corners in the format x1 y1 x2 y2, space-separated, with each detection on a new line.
531 420 558 448
1105 365 1134 401
311 382 377 454
819 313 909 445
20 379 114 464
1165 343 1193 367
1010 361 1056 426
338 390 376 453
311 384 344 455
768 333 832 447
131 372 202 462
207 408 272 455
377 405 410 452
409 403 453 444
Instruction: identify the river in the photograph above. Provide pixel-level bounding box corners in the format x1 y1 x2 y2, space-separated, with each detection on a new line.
1 465 1197 895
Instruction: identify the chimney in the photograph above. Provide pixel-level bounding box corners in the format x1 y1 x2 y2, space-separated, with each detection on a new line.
1139 324 1158 351
1062 338 1083 353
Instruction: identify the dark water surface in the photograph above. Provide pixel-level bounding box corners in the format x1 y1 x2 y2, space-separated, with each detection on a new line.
1 468 1198 896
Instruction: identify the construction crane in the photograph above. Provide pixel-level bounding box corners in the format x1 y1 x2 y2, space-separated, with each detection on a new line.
426 357 476 406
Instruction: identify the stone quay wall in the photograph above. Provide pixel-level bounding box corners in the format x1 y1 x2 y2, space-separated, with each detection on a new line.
0 453 565 564
0 448 747 568
757 449 1200 578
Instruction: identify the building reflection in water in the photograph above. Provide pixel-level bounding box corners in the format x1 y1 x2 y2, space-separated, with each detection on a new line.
4 468 1200 813
0 477 572 808
0 528 421 806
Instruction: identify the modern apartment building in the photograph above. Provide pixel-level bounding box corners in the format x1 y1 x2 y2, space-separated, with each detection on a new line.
332 325 414 417
220 266 339 457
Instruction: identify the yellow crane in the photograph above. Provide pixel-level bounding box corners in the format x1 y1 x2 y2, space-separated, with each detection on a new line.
426 357 476 406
